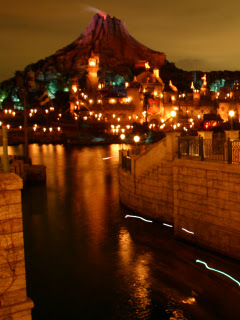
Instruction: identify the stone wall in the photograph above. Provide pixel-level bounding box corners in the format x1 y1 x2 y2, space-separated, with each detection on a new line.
119 132 240 260
119 133 179 224
119 159 174 223
133 137 167 177
173 159 240 260
0 173 33 319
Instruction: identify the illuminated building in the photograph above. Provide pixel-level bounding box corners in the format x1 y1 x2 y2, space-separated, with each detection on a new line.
66 56 240 132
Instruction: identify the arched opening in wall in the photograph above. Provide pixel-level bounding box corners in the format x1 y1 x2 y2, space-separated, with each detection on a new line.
149 118 159 131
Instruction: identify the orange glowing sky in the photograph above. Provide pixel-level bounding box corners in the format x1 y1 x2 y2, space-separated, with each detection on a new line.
1 0 240 82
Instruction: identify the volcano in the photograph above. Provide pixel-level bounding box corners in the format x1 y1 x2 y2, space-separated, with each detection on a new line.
33 13 166 77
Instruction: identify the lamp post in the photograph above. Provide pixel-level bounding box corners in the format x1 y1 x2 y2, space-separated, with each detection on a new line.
1 125 9 173
16 72 29 162
23 90 29 161
170 110 176 131
143 92 149 128
120 133 125 149
133 135 140 154
229 110 235 130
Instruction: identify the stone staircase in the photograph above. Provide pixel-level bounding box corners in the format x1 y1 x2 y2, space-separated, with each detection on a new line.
119 159 174 223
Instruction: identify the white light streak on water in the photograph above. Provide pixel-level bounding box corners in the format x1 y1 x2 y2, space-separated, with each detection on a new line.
182 228 194 234
125 215 153 223
163 223 173 228
196 260 240 287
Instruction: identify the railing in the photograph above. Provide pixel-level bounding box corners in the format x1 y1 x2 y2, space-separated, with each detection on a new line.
122 154 131 172
203 138 227 162
178 136 200 158
127 144 149 156
232 140 240 165
178 136 240 164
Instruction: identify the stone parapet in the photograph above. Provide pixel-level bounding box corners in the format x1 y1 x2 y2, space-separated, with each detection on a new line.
0 173 33 319
133 138 167 177
225 130 240 140
119 158 174 224
198 130 213 139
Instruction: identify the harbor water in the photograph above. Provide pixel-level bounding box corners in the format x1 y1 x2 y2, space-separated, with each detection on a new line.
8 143 239 320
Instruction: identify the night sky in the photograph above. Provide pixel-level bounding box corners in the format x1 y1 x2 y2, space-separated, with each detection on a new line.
1 0 240 82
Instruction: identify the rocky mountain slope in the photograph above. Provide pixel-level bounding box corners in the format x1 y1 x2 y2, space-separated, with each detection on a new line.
1 13 240 93
33 13 166 78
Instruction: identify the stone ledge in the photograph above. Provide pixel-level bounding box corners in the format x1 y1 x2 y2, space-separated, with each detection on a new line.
0 297 34 317
174 158 240 175
0 190 21 206
0 174 23 191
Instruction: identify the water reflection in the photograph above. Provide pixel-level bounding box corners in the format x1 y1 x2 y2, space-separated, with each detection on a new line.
118 227 152 318
18 143 240 320
118 227 134 266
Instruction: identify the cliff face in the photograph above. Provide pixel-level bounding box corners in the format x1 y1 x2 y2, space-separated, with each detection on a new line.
43 14 166 76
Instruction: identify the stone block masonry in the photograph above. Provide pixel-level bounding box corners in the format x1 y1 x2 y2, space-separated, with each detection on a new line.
0 173 33 319
119 136 176 224
119 168 174 223
173 159 240 260
119 132 240 260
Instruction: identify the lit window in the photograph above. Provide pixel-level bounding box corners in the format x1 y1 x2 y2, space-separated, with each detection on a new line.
72 85 78 93
89 59 96 66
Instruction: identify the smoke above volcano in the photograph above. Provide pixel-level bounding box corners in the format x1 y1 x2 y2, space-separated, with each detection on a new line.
81 4 106 15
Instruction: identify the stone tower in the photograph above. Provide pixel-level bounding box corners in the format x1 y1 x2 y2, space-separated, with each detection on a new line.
86 52 100 98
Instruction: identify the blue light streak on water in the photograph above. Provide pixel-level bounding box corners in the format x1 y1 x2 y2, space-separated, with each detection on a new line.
196 260 240 287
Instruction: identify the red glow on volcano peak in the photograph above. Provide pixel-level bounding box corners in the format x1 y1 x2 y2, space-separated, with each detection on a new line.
98 12 107 20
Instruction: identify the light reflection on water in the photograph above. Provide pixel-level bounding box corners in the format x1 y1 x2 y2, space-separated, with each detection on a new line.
118 227 152 317
17 143 240 320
